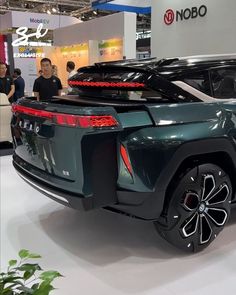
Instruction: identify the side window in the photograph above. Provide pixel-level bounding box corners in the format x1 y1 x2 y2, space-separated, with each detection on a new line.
210 68 236 99
180 71 211 95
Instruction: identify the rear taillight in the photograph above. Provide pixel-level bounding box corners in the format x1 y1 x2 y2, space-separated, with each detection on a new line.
12 104 118 128
120 144 133 177
54 114 118 128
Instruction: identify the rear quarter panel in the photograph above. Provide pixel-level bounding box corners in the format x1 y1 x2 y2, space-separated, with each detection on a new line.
117 102 236 192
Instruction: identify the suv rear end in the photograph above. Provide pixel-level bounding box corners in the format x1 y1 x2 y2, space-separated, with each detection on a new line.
11 62 199 217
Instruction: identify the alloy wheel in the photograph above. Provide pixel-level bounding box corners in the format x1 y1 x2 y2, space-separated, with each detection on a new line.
182 174 229 245
155 164 232 252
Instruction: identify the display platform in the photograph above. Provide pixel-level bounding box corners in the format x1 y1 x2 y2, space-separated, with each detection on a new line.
1 155 236 294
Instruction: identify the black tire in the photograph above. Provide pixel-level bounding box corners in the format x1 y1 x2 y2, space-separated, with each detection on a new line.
155 164 232 252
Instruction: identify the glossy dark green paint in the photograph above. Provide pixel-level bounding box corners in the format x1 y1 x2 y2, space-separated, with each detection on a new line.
12 97 236 219
117 101 236 192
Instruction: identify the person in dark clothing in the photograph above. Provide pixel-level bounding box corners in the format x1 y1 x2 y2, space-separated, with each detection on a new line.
13 68 25 102
33 58 62 101
0 62 15 103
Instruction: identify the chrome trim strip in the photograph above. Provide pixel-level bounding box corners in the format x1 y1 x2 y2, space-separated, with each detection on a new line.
17 171 69 204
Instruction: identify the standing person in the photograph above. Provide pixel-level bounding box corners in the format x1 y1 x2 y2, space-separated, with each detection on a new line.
33 58 62 101
66 61 77 93
52 64 58 77
0 62 15 103
13 68 25 102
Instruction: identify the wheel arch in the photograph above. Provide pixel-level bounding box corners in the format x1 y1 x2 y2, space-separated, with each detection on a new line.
112 138 236 221
156 138 236 218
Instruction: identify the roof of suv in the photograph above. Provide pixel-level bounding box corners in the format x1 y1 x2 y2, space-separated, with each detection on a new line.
94 54 236 78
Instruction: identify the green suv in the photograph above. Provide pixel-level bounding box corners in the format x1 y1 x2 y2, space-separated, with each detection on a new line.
11 55 236 252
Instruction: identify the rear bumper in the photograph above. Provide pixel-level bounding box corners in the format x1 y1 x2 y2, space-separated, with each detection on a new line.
13 160 95 211
13 158 165 220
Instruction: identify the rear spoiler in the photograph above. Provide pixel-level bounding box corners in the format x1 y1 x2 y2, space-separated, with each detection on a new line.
68 66 148 91
68 65 201 103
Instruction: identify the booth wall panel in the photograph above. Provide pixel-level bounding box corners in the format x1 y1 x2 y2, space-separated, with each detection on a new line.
151 0 236 58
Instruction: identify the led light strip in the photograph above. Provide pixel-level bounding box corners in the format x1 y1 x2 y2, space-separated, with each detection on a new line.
68 81 145 88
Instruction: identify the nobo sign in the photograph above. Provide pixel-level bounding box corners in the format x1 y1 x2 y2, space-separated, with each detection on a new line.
164 5 207 25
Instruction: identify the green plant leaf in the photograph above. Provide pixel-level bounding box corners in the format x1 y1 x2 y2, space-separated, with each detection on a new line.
17 263 42 272
2 282 25 294
7 271 17 276
28 253 41 259
19 249 30 259
18 285 35 294
8 260 17 267
2 276 23 284
23 270 34 281
16 264 41 282
32 282 54 295
40 271 63 283
31 283 39 290
2 287 14 294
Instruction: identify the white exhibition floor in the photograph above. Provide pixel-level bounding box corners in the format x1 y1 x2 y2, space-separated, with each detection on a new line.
1 155 236 295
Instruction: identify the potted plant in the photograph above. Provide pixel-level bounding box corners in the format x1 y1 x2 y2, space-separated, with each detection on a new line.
0 249 63 294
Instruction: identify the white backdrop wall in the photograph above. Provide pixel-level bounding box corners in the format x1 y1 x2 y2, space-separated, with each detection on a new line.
151 0 236 58
53 12 136 59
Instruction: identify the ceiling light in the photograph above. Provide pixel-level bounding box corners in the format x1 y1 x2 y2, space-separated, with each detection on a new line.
52 7 57 13
46 9 51 14
93 10 97 15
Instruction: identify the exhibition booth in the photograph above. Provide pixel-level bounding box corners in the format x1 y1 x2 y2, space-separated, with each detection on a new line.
0 11 80 95
2 1 236 295
0 10 136 94
46 11 136 86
